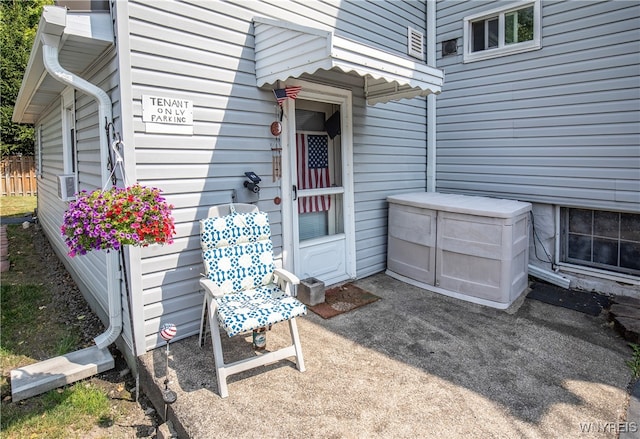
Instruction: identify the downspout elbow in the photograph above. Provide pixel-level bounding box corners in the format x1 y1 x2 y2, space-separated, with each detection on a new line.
41 32 122 350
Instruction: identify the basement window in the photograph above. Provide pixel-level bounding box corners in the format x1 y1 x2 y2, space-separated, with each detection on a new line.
463 0 541 63
560 208 640 276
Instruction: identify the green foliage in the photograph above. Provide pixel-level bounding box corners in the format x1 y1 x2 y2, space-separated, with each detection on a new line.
626 343 640 380
1 0 54 157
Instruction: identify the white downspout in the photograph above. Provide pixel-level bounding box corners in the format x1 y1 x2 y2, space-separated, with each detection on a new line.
426 0 437 192
40 32 122 349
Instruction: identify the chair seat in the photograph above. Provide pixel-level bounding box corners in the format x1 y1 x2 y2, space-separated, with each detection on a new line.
216 283 307 337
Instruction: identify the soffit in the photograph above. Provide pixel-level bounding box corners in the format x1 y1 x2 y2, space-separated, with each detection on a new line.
13 8 113 124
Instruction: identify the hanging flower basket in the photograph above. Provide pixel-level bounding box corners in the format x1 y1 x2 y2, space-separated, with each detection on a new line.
61 184 176 257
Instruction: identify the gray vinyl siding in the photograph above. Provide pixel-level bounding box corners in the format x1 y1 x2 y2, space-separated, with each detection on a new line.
353 97 428 277
121 0 429 350
435 0 640 212
35 91 113 329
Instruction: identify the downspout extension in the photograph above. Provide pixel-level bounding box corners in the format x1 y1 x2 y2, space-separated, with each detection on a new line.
40 32 122 350
426 0 437 192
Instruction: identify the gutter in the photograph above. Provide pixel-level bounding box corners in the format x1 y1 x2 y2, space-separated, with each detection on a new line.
426 0 437 192
39 8 122 349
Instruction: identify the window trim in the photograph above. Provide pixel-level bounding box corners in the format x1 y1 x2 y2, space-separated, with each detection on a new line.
35 125 42 178
61 88 78 186
463 0 541 63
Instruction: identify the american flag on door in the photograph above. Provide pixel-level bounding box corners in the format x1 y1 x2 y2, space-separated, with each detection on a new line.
296 133 331 213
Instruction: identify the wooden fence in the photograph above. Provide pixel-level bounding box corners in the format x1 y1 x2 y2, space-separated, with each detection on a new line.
1 156 37 196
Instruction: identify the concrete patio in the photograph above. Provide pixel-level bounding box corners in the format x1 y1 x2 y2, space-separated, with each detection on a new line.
139 273 634 438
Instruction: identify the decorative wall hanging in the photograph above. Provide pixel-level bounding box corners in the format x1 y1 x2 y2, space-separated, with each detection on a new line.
270 120 282 136
270 103 284 182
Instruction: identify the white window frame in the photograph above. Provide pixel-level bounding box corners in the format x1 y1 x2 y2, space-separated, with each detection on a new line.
35 125 42 178
61 88 78 186
463 0 541 63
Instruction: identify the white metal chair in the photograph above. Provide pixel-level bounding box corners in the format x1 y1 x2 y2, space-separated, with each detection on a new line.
198 203 306 398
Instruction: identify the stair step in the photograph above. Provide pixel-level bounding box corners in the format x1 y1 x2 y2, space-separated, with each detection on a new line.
612 316 640 345
611 295 640 309
610 304 640 320
10 346 114 402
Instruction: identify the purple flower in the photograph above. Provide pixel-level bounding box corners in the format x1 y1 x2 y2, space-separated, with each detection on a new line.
61 184 176 257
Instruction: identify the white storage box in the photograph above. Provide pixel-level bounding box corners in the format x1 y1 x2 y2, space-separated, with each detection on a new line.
386 192 531 309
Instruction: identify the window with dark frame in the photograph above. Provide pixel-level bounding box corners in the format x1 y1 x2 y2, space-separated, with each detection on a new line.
561 208 640 276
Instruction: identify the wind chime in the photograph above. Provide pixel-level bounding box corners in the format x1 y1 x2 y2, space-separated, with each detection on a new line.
268 86 302 206
270 104 282 183
270 86 302 184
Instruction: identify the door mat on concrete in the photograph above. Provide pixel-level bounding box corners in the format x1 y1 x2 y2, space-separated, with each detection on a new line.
527 281 610 316
308 283 380 319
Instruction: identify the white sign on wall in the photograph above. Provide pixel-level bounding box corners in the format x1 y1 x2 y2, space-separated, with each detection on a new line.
142 95 194 134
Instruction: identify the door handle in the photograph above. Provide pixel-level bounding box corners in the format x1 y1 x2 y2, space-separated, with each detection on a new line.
292 185 297 201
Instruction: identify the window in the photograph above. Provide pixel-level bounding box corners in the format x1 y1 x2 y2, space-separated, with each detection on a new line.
61 88 78 196
561 208 640 276
464 0 541 63
295 103 344 242
35 125 42 178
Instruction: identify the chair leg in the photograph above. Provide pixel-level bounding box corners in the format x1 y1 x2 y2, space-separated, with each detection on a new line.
198 293 208 347
207 300 229 398
288 318 305 372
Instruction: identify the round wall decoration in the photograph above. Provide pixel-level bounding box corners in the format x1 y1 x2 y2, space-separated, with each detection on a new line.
270 121 282 136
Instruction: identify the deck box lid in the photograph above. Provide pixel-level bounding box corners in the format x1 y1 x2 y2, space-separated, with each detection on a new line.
387 192 532 218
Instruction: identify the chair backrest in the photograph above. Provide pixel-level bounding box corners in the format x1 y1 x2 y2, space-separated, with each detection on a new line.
207 203 258 217
200 204 275 295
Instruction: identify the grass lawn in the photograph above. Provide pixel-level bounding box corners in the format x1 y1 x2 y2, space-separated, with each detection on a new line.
0 196 37 217
0 224 120 438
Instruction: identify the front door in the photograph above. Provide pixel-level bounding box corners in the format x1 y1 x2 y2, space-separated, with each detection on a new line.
282 82 355 285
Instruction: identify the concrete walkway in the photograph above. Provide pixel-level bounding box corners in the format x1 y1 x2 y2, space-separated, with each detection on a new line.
140 273 635 439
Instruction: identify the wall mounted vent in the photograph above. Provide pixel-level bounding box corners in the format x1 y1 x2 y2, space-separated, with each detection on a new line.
442 39 458 56
58 174 77 201
407 27 424 60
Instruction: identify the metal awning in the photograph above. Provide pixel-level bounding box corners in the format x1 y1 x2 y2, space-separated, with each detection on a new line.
253 17 444 106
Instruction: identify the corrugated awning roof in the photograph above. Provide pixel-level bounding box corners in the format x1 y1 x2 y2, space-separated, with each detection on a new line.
253 17 444 106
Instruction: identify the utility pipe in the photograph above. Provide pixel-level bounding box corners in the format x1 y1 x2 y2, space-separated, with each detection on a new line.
40 27 122 349
426 0 437 192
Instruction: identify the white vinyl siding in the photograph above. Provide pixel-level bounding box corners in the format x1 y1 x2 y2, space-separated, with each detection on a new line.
119 0 429 350
436 0 640 212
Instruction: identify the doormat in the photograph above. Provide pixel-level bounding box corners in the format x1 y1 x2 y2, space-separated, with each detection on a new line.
308 283 380 319
527 281 610 316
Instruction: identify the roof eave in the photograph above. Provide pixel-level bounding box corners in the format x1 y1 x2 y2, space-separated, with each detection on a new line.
12 6 113 124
